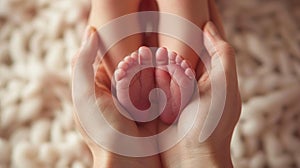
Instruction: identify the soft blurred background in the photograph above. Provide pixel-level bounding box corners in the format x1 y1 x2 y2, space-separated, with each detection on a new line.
0 0 299 167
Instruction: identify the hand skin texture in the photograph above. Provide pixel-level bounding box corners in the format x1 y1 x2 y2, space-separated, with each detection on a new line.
71 20 241 168
72 1 241 166
72 27 162 168
159 21 241 168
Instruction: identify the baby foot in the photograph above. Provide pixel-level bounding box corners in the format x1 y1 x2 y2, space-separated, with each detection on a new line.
155 47 195 124
114 46 156 122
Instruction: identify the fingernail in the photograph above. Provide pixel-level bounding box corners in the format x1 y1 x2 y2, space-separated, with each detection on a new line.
206 21 221 40
81 26 96 46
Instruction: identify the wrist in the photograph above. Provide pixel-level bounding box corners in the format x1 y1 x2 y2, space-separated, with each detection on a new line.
170 137 233 168
92 150 141 168
187 137 233 168
92 148 162 168
193 143 233 168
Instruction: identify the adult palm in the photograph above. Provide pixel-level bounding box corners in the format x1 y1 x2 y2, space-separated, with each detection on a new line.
71 30 162 168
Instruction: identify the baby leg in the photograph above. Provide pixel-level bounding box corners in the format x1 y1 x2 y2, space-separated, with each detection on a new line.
89 0 142 77
156 0 210 77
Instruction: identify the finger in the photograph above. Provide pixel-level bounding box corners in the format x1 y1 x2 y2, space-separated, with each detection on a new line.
71 26 111 142
195 1 225 79
203 21 237 81
198 21 235 142
71 26 99 71
208 0 226 40
72 26 89 69
72 26 100 99
71 26 98 128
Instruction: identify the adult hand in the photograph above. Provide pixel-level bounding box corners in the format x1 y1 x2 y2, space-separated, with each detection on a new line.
159 21 241 168
71 3 241 167
71 26 162 168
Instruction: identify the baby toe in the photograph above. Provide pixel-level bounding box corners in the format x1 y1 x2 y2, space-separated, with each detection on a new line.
181 60 190 69
115 69 126 81
130 52 138 63
125 56 134 64
175 54 183 65
185 68 195 80
117 61 129 70
168 51 177 64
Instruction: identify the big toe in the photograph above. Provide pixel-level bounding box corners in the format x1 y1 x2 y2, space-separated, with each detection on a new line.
138 46 153 65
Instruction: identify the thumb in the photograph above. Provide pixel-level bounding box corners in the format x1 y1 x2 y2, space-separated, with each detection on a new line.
72 26 100 72
198 22 237 142
72 26 100 100
203 21 237 82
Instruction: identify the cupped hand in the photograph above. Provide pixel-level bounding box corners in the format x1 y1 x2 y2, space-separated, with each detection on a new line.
71 26 162 168
159 21 241 168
